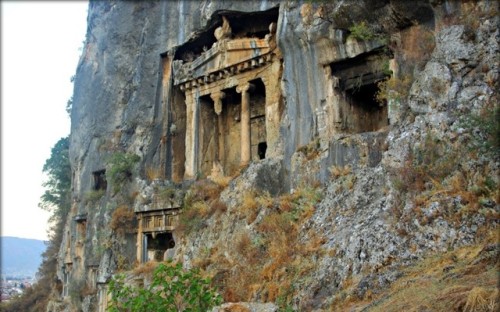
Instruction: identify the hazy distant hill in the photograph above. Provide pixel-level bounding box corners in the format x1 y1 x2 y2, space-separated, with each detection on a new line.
1 236 47 278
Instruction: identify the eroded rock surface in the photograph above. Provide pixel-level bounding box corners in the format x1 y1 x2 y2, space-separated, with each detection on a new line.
51 1 498 311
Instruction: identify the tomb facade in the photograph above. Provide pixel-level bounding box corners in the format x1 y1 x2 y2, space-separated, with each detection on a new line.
168 12 282 179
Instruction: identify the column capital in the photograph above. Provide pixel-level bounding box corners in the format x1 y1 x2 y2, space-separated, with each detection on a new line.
236 82 254 94
210 91 226 102
210 91 226 115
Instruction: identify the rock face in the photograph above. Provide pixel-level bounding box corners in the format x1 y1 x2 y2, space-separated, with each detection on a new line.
52 1 498 311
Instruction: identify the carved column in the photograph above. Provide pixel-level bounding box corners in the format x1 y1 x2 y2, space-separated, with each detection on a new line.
261 59 282 158
210 91 226 164
236 82 253 165
136 214 143 263
184 90 197 179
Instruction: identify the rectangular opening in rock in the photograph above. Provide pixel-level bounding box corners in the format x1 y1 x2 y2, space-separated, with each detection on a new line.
142 232 175 262
249 78 267 161
87 265 98 292
92 170 107 191
62 263 72 298
329 48 392 133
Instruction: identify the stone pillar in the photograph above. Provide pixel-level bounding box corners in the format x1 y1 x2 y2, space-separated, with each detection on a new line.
210 91 226 164
261 59 282 158
236 83 253 165
136 214 143 263
184 91 197 179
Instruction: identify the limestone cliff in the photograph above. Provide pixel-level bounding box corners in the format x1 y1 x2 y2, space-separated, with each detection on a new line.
50 1 498 311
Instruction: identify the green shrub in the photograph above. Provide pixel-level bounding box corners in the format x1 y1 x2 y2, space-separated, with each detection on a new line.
375 75 413 106
107 152 140 193
108 261 222 312
459 105 500 155
348 21 375 41
84 189 105 204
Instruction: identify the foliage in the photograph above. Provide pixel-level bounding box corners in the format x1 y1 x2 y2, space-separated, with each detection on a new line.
156 186 177 204
375 75 413 106
177 201 209 235
84 189 105 204
39 137 72 219
184 179 223 206
348 21 375 41
176 179 224 235
459 105 500 155
296 138 321 161
66 96 73 117
107 152 140 193
108 261 222 312
390 128 499 227
412 134 459 185
391 132 459 195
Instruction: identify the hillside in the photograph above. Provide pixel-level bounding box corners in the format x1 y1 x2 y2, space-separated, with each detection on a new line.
1 236 46 278
39 1 499 311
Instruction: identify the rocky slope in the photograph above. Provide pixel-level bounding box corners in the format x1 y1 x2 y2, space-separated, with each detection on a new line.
50 1 498 311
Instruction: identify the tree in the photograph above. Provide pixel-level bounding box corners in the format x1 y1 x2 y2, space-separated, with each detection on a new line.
39 136 72 221
108 262 222 312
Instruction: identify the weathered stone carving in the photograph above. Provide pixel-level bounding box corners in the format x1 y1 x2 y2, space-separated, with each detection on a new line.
214 16 232 41
171 14 282 179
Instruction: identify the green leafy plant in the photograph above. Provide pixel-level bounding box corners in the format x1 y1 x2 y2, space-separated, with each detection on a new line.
84 189 105 205
39 137 72 217
108 261 222 312
459 105 500 155
348 21 375 41
375 75 413 106
107 152 140 193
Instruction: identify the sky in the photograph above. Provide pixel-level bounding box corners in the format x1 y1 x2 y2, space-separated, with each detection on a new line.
1 1 89 241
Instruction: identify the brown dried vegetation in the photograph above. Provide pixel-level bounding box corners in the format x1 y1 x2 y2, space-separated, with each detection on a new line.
332 231 499 311
110 205 136 235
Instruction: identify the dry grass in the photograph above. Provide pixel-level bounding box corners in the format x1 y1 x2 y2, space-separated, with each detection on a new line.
221 186 324 307
256 192 274 209
209 199 228 216
296 139 321 161
199 185 325 308
234 232 252 255
176 201 209 235
375 74 413 105
177 179 226 235
333 232 499 311
133 261 158 275
329 165 352 178
185 179 223 205
110 205 136 235
160 180 324 308
464 287 499 312
222 304 251 312
388 130 500 228
210 174 232 188
145 165 164 181
241 191 259 224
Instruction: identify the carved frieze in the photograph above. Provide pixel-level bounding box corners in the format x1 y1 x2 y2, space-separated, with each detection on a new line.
174 38 274 89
